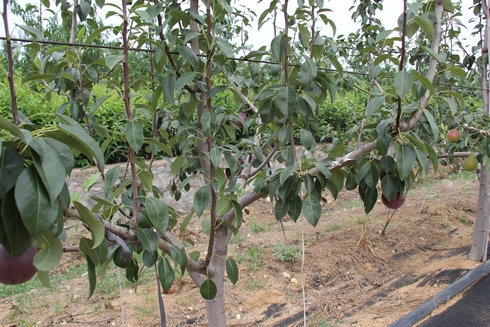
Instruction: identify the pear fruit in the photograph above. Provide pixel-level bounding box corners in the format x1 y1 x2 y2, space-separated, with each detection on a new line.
462 153 478 172
446 129 461 143
0 244 37 285
381 193 406 210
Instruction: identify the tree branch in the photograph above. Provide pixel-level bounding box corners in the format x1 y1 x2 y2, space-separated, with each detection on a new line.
2 0 19 126
400 0 444 131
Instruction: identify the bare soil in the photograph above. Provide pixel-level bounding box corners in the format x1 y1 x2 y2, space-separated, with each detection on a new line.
0 169 482 327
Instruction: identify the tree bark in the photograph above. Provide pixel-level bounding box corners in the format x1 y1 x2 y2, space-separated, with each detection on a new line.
204 226 230 327
469 0 490 262
470 171 490 261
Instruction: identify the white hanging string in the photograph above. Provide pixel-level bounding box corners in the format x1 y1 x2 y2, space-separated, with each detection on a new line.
117 267 126 327
301 216 307 326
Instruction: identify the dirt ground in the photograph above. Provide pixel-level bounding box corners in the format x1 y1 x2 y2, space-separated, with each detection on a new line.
0 169 482 327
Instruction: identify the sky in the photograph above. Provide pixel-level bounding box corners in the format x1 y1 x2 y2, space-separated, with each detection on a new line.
0 0 480 51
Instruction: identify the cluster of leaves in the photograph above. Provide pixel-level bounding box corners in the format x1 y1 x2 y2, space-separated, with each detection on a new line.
0 114 103 286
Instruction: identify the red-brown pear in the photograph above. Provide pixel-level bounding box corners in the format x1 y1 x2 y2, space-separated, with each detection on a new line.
0 244 37 285
446 129 461 143
381 193 406 210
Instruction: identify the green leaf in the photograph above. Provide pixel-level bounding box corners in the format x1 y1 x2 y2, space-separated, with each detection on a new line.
138 170 153 190
142 250 158 267
276 86 297 117
18 25 44 39
366 96 385 118
425 142 439 172
279 164 298 186
194 186 209 217
314 161 332 179
80 237 108 267
104 166 120 199
358 182 378 214
201 111 214 136
31 138 67 203
77 1 91 21
394 71 413 98
345 170 357 190
299 129 316 151
271 34 286 62
414 74 434 93
73 202 105 248
380 155 395 173
126 121 144 152
0 148 24 199
209 147 221 167
85 255 97 298
381 174 399 201
414 16 434 41
298 57 318 85
0 116 23 138
15 167 58 237
443 96 458 115
37 270 51 288
443 0 454 12
329 170 344 199
223 152 238 175
175 72 197 92
200 279 217 300
105 55 124 70
362 162 379 189
56 114 105 169
125 259 139 283
1 190 31 257
158 257 175 293
415 148 429 174
208 85 229 99
113 245 132 268
423 108 439 139
85 26 112 44
395 144 415 181
275 198 289 220
298 24 310 49
287 194 302 222
231 200 243 229
420 45 441 63
178 45 199 70
179 210 195 234
376 119 393 156
216 197 233 215
278 124 293 144
136 228 158 253
45 138 75 175
170 245 187 275
302 194 322 227
162 73 176 104
145 197 169 234
226 258 239 285
356 161 371 184
326 52 343 76
33 233 63 271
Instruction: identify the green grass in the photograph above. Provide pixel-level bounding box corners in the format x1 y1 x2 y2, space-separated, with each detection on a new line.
341 198 363 210
327 223 342 232
247 219 267 233
448 171 477 181
236 244 265 271
273 243 302 263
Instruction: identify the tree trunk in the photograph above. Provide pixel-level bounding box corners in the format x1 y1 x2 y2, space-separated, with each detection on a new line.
469 170 490 261
204 226 230 327
469 0 490 261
